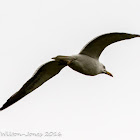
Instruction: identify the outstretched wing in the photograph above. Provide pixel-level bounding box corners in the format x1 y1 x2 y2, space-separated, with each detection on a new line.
80 32 140 59
0 61 66 111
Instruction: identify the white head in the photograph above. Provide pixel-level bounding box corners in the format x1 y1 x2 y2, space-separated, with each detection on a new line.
100 64 113 77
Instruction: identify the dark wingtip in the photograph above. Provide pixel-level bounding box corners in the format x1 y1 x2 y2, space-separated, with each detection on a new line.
0 103 9 111
0 106 5 111
133 34 140 37
0 107 4 111
0 99 14 111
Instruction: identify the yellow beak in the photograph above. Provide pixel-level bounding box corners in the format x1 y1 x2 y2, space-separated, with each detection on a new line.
105 71 113 77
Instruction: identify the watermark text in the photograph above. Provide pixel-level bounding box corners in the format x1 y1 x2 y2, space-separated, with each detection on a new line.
0 131 62 137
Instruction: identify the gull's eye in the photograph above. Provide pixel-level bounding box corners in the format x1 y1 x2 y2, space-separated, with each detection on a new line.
103 65 106 69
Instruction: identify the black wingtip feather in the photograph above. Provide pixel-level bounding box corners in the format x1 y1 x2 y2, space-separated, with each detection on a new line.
0 100 14 111
135 34 140 37
0 104 7 111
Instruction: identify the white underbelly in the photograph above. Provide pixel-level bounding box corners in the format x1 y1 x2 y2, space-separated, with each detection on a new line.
68 54 99 76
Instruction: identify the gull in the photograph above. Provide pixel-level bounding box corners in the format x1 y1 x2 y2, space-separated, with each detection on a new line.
0 32 140 111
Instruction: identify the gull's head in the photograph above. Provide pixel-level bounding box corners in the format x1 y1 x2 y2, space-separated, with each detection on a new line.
100 64 113 77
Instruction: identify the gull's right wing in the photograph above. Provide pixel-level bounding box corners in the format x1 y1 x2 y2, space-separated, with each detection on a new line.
0 61 66 111
80 32 140 59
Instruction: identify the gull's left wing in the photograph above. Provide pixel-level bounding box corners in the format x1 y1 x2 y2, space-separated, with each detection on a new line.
0 61 66 111
80 32 140 59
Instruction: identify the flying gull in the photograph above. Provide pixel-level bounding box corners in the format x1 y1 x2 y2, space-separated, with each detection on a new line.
0 32 140 111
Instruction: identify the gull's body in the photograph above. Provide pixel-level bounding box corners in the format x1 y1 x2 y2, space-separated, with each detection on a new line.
0 32 140 110
55 54 104 76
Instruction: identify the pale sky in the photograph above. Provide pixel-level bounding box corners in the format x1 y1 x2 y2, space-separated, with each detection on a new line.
0 0 140 140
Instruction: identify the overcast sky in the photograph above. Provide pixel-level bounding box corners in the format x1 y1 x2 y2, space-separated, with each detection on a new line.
0 0 140 140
